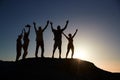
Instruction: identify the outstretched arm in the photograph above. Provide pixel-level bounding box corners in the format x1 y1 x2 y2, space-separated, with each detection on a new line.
62 32 69 39
28 26 31 35
25 24 31 35
20 28 24 36
50 22 55 31
62 20 69 31
33 22 37 33
43 20 49 32
72 29 78 38
23 28 26 33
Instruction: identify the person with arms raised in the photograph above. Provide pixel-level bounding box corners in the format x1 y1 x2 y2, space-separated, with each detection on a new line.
63 29 78 58
22 24 31 59
16 29 23 61
33 20 49 58
50 20 69 58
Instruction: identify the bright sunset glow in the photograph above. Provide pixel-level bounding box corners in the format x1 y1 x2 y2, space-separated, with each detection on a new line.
73 47 88 60
74 52 86 60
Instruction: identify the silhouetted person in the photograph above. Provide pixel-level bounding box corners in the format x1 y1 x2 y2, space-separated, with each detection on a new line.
33 21 49 58
50 20 69 58
63 29 78 58
16 29 23 61
22 24 31 59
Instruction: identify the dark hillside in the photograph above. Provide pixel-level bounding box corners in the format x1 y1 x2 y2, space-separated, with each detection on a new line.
0 58 119 80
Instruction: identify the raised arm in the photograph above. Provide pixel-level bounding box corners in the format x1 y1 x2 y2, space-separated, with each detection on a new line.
33 22 37 33
72 29 78 38
50 22 55 31
25 24 31 35
62 20 69 31
43 20 49 32
23 28 26 33
62 32 69 39
28 26 31 35
20 28 24 36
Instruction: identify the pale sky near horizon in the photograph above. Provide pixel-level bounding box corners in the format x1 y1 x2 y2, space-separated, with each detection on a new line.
0 0 120 72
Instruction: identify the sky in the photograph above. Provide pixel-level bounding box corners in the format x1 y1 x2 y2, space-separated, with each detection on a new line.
0 0 120 72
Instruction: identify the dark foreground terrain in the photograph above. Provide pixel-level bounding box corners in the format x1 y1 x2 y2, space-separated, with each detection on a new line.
0 58 119 80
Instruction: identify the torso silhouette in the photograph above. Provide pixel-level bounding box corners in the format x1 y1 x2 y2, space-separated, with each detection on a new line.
53 30 63 41
17 38 22 50
68 37 73 45
23 32 29 43
36 30 43 42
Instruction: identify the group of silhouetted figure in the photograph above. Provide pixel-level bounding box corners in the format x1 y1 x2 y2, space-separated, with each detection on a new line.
16 20 78 61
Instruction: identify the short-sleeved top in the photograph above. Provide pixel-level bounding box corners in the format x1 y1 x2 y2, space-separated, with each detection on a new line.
36 30 43 42
52 30 63 41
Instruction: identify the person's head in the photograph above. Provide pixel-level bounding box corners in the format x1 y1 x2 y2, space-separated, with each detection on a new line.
68 34 72 38
57 25 61 30
25 24 31 28
38 26 42 30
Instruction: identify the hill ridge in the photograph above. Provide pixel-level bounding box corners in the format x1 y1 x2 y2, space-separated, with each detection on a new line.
0 57 119 80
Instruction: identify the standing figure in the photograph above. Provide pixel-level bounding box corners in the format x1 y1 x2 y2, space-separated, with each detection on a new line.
33 20 49 58
16 29 23 61
22 24 31 59
50 20 69 58
63 29 78 58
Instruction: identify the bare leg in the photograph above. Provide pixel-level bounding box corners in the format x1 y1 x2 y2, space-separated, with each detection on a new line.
66 45 70 59
22 51 28 59
58 46 61 59
16 51 21 61
22 41 29 59
22 45 28 59
41 43 44 58
22 45 27 59
35 43 39 58
58 42 62 59
52 43 57 58
71 46 74 59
